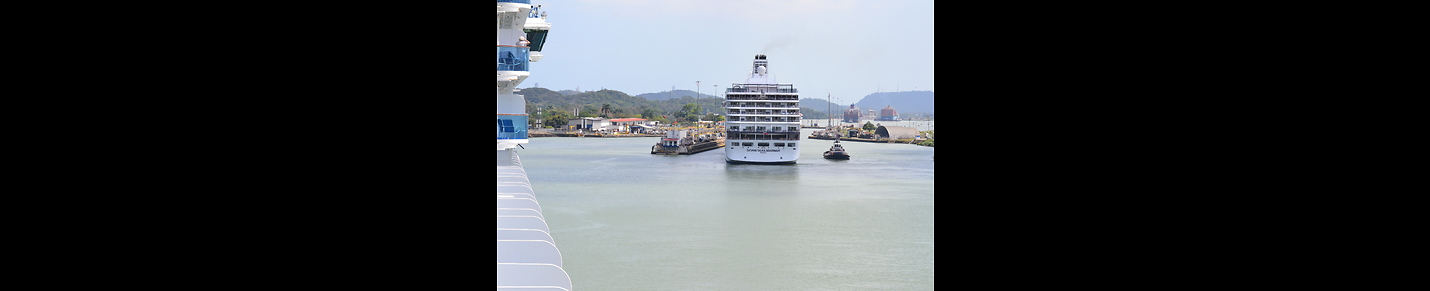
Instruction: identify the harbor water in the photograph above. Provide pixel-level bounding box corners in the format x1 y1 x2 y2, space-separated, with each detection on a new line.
517 128 935 290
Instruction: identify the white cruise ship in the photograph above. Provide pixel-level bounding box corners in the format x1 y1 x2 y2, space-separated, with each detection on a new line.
496 1 571 290
724 54 800 164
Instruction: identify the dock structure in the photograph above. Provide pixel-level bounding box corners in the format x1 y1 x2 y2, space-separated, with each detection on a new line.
808 125 926 144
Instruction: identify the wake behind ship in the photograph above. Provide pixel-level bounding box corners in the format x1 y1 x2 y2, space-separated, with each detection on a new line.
724 54 800 164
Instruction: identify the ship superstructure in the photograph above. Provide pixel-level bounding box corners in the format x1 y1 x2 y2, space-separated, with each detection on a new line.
724 54 800 164
496 1 570 290
842 104 862 123
876 105 902 121
497 0 551 150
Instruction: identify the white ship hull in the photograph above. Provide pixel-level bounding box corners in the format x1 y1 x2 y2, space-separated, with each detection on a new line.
723 54 801 164
725 144 798 164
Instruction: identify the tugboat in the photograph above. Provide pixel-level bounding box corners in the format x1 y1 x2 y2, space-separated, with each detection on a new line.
823 139 850 160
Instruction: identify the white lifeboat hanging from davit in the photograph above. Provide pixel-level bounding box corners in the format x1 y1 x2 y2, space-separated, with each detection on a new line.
523 5 552 62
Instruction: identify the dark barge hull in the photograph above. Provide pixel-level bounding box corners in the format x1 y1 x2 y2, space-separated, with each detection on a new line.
651 140 723 155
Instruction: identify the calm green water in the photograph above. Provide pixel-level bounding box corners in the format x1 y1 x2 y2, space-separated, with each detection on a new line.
517 129 935 290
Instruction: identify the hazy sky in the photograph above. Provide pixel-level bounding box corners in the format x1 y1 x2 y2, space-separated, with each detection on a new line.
522 0 934 105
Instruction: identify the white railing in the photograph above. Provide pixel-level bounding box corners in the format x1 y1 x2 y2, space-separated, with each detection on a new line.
498 150 571 291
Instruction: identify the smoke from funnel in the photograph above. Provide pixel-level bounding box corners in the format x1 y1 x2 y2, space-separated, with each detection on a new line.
760 35 799 54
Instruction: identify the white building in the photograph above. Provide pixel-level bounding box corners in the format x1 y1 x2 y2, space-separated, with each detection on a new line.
567 117 611 131
609 118 658 132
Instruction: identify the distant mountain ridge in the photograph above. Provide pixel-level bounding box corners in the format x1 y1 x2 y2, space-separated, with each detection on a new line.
632 90 933 115
854 91 934 114
517 87 729 120
635 90 720 101
801 98 836 114
519 87 931 120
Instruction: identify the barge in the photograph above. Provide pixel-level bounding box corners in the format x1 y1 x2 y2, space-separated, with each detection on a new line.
652 129 725 155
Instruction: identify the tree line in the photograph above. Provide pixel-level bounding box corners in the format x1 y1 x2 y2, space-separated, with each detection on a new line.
517 87 828 128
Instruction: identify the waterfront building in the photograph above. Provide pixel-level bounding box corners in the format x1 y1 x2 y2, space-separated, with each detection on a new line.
608 118 648 130
876 126 919 140
566 117 612 131
724 54 800 164
496 1 570 290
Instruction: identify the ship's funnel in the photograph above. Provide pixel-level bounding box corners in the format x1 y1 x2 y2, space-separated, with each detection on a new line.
751 55 769 76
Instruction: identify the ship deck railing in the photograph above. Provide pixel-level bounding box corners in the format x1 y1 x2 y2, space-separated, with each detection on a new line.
728 136 801 141
728 118 800 122
724 103 800 108
498 150 573 291
724 96 799 101
727 84 797 92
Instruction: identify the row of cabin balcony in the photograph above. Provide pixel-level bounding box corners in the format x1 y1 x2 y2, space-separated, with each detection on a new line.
497 0 530 4
725 90 798 94
724 95 799 101
497 46 529 72
728 126 801 133
725 102 798 108
727 85 797 93
496 115 529 140
728 142 798 147
727 109 799 116
728 134 800 141
727 116 800 123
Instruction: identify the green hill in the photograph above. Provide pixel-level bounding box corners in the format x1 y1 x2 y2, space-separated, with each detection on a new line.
518 87 830 125
635 90 720 101
518 87 725 124
854 91 935 115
